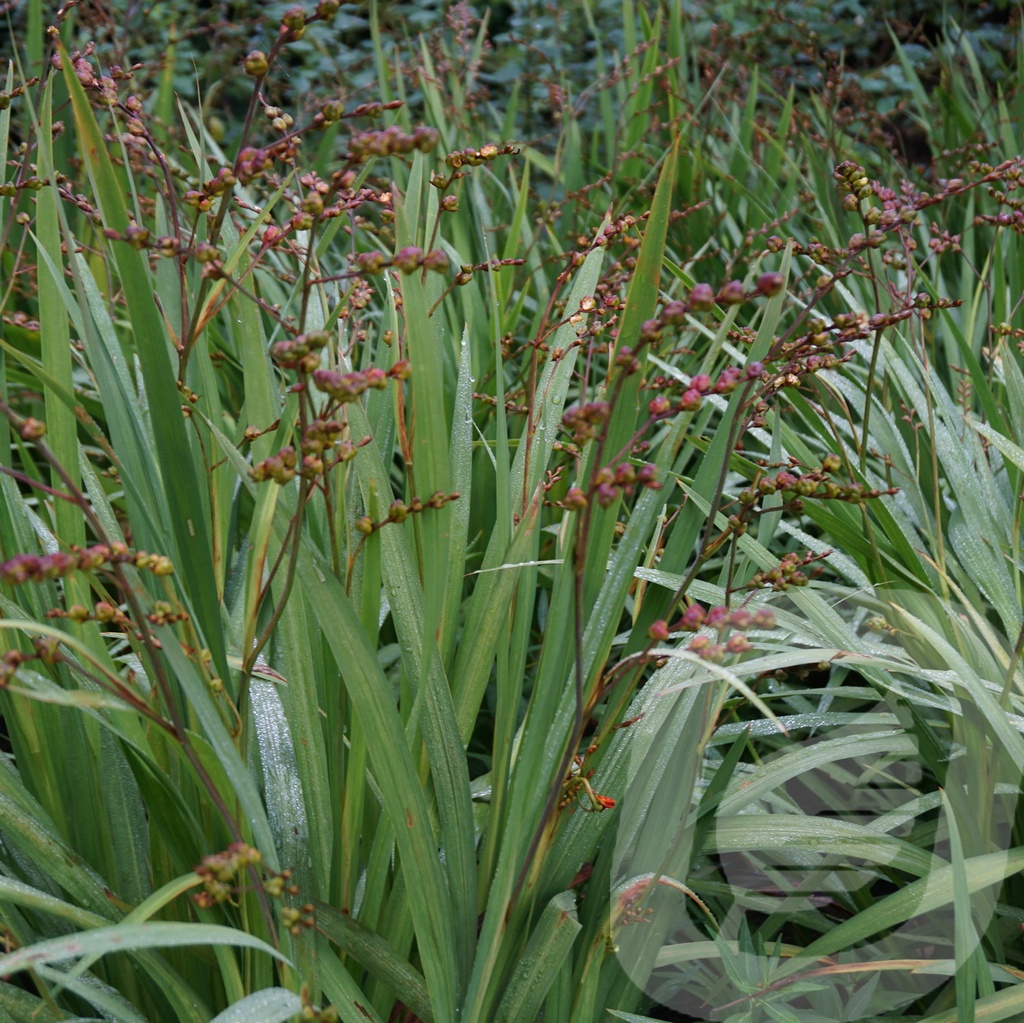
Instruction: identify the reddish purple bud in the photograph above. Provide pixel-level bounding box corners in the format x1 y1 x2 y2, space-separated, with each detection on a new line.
678 603 706 631
728 609 754 630
563 487 588 510
717 280 746 305
1 554 41 584
648 619 670 642
392 246 423 273
422 249 450 273
725 634 753 653
661 300 687 325
355 250 387 274
755 271 784 296
715 367 742 394
636 464 659 487
689 283 716 311
679 389 702 411
639 319 663 344
705 605 730 630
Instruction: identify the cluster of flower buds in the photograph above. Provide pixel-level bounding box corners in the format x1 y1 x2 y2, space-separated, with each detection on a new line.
834 160 937 234
976 208 1024 232
56 49 120 106
585 273 784 372
0 632 82 682
452 256 524 288
643 360 763 423
648 602 777 661
834 160 873 203
354 247 449 276
298 421 364 479
0 173 47 197
319 99 401 123
100 224 207 263
251 446 298 484
865 615 899 635
189 166 238 208
235 146 280 186
276 1 342 39
263 104 294 134
561 462 660 511
0 649 28 686
262 867 298 899
280 903 317 937
270 329 330 372
347 126 439 163
299 418 345 455
616 877 657 925
584 272 783 399
560 401 610 444
444 143 517 169
143 600 190 627
738 458 898 510
354 491 460 535
748 550 829 591
0 79 33 113
312 365 390 401
48 600 133 628
0 544 173 586
193 842 264 909
648 603 775 642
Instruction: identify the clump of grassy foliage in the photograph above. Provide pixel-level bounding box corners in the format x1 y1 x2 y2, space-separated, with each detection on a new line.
2 2 1024 1022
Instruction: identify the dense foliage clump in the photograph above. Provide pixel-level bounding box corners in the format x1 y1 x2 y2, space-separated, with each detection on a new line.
1 3 1023 1022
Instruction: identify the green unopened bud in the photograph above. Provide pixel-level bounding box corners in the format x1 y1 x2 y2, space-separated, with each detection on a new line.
20 417 46 440
281 6 306 30
302 192 324 216
244 50 269 76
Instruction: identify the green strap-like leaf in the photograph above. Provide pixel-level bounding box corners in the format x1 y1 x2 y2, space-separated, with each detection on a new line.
208 988 303 1023
493 891 581 1023
0 921 289 976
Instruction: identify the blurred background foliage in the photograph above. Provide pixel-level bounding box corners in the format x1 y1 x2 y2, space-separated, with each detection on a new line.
3 0 1018 151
